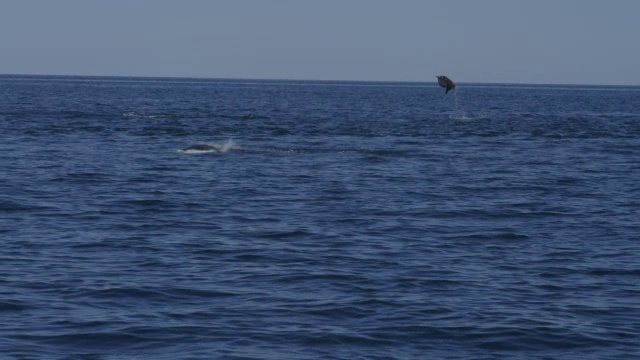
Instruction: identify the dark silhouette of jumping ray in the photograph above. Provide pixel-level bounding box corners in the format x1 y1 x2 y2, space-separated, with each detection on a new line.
436 75 456 94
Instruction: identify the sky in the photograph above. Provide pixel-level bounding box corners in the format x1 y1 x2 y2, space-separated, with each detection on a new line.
1 0 639 85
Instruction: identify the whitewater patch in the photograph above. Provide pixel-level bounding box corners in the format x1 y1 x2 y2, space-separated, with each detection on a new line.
177 139 240 154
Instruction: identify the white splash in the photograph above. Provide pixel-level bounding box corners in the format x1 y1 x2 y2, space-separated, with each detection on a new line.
217 139 239 153
177 139 240 154
449 111 474 120
448 88 474 120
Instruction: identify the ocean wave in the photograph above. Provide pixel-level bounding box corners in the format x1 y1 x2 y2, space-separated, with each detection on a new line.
123 111 268 121
3 76 639 360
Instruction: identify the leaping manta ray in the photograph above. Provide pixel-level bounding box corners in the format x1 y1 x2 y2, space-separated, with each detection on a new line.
436 75 455 94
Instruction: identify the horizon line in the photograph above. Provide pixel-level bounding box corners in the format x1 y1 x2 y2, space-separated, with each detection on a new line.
1 72 638 88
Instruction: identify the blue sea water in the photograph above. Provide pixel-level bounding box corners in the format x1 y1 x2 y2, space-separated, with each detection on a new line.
1 75 639 359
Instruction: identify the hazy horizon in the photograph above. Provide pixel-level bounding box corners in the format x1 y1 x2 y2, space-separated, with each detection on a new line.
2 1 639 86
3 73 639 87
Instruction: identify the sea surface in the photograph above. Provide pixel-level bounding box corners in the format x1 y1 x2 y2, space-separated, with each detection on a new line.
1 75 639 359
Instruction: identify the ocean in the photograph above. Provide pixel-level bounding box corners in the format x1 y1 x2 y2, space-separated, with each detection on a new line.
1 75 639 359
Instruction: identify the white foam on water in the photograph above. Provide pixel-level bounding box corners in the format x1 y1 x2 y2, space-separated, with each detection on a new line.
216 139 239 153
124 111 178 119
177 139 240 154
448 87 475 120
449 111 474 121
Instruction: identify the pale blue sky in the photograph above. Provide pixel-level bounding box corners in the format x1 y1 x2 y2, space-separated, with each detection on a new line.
1 0 639 84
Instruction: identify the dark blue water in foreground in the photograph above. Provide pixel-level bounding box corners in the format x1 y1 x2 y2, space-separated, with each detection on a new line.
1 75 639 359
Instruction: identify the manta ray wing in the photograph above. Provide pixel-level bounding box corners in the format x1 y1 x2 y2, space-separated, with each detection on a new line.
436 75 456 94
